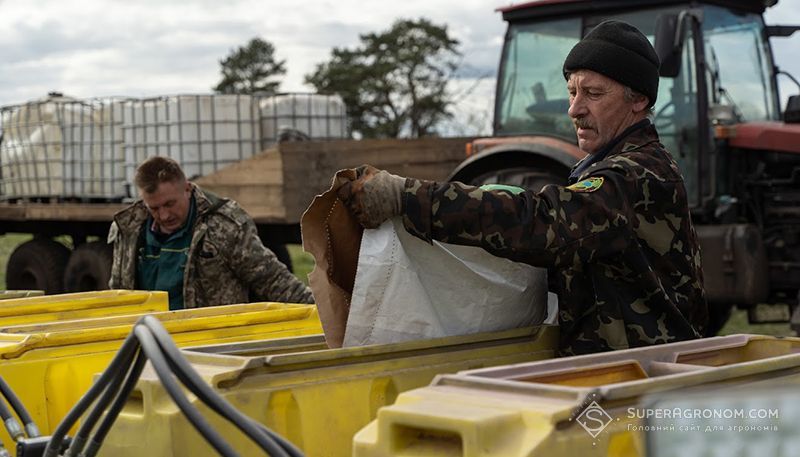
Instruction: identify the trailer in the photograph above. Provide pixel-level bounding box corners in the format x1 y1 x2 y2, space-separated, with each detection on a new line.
0 92 470 293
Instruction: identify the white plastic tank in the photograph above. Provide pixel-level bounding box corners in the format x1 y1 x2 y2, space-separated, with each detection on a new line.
259 93 347 146
1 94 96 199
122 94 260 195
64 98 126 199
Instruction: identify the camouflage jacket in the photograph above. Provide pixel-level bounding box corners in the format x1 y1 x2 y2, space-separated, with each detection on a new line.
108 184 314 308
402 123 707 355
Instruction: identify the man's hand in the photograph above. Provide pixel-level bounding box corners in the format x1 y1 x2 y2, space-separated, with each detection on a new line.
337 165 405 229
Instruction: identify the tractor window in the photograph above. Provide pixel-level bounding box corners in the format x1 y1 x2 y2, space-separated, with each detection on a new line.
495 18 581 139
702 7 779 122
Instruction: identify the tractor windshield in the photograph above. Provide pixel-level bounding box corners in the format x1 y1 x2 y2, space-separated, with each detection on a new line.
702 6 779 123
495 17 580 140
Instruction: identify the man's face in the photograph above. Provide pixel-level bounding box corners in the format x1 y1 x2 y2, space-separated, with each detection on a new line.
567 70 648 154
140 180 192 235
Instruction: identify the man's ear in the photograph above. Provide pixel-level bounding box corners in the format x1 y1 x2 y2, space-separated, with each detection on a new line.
184 181 192 193
632 95 650 114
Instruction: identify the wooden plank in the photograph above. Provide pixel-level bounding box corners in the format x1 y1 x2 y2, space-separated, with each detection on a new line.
279 137 472 222
195 147 284 187
201 184 286 222
0 203 126 222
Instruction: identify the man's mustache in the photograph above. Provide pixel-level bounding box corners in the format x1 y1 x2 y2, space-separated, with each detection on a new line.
573 118 594 130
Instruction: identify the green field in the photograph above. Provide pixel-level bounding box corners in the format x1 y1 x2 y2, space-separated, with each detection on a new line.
286 244 314 286
0 234 793 336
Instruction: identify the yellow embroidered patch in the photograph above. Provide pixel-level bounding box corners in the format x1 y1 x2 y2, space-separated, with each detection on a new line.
566 176 604 193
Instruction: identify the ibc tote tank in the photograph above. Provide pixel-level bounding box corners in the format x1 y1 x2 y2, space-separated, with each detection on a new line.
259 93 347 146
122 94 260 194
0 94 94 199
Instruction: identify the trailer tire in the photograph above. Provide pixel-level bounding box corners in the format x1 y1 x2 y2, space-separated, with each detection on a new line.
6 238 71 294
63 241 113 292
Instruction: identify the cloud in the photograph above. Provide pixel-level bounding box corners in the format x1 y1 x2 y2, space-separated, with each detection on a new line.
2 0 797 118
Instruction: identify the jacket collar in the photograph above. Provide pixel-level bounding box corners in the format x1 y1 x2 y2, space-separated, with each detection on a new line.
568 119 655 183
113 183 225 233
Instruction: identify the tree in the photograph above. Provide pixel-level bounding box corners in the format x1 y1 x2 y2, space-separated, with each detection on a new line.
305 18 461 138
214 38 286 95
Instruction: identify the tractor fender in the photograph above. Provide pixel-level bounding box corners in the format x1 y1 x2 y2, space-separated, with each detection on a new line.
448 136 584 184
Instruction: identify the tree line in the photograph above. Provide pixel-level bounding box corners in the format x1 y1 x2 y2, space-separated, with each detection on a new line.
213 18 461 139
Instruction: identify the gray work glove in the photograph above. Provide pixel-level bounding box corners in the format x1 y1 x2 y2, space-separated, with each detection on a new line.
336 165 405 229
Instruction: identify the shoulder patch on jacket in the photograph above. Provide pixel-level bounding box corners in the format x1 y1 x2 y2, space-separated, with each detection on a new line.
566 176 604 193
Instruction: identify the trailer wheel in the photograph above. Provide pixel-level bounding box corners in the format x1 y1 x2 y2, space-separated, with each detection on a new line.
6 238 71 294
63 241 113 292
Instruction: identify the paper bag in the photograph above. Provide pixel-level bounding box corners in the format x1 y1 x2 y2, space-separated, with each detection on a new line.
300 169 363 348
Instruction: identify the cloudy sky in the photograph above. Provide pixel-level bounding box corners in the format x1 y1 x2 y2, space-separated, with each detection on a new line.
2 0 799 134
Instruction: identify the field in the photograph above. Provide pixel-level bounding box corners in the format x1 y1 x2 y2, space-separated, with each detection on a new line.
1 234 793 336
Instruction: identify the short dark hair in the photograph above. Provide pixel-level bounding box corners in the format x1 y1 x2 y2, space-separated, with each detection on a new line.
135 156 186 194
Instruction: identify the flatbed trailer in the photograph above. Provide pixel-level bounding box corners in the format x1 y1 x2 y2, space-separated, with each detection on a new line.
1 137 471 293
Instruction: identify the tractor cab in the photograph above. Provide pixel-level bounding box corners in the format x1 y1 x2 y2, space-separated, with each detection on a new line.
452 0 800 334
458 0 789 211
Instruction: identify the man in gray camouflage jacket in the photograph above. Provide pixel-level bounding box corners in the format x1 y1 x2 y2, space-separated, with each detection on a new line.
336 21 707 355
108 156 313 310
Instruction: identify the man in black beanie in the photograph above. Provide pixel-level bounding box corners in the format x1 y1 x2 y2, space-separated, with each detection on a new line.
334 20 707 356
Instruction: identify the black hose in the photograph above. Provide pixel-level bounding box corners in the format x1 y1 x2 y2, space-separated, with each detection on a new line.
0 393 21 442
133 325 239 457
82 349 148 457
141 315 300 457
67 347 145 457
0 376 38 437
43 333 139 457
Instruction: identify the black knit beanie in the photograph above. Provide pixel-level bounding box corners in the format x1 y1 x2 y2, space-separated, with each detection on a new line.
563 20 660 108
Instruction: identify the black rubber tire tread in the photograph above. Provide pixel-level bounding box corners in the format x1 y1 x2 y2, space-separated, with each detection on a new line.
6 238 71 294
63 241 114 292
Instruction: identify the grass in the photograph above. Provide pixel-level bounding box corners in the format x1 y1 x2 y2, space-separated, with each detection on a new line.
718 307 794 337
287 244 315 286
1 235 794 337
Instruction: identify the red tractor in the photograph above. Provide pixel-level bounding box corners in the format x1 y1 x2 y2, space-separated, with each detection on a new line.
450 0 800 334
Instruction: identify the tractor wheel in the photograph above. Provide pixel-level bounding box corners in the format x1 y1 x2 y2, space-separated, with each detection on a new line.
6 238 71 294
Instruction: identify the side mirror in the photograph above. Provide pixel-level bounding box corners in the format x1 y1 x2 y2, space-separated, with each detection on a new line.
655 14 682 77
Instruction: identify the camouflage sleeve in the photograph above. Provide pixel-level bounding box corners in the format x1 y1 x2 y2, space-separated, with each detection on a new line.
229 219 315 304
402 171 634 269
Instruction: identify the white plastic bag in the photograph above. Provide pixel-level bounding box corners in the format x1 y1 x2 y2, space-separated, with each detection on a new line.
343 217 552 346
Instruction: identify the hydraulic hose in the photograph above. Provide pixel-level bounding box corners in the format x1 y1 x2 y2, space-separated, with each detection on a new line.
43 333 139 457
0 376 38 438
48 317 304 457
141 315 300 457
82 349 148 457
133 325 238 457
67 348 146 457
0 393 23 442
